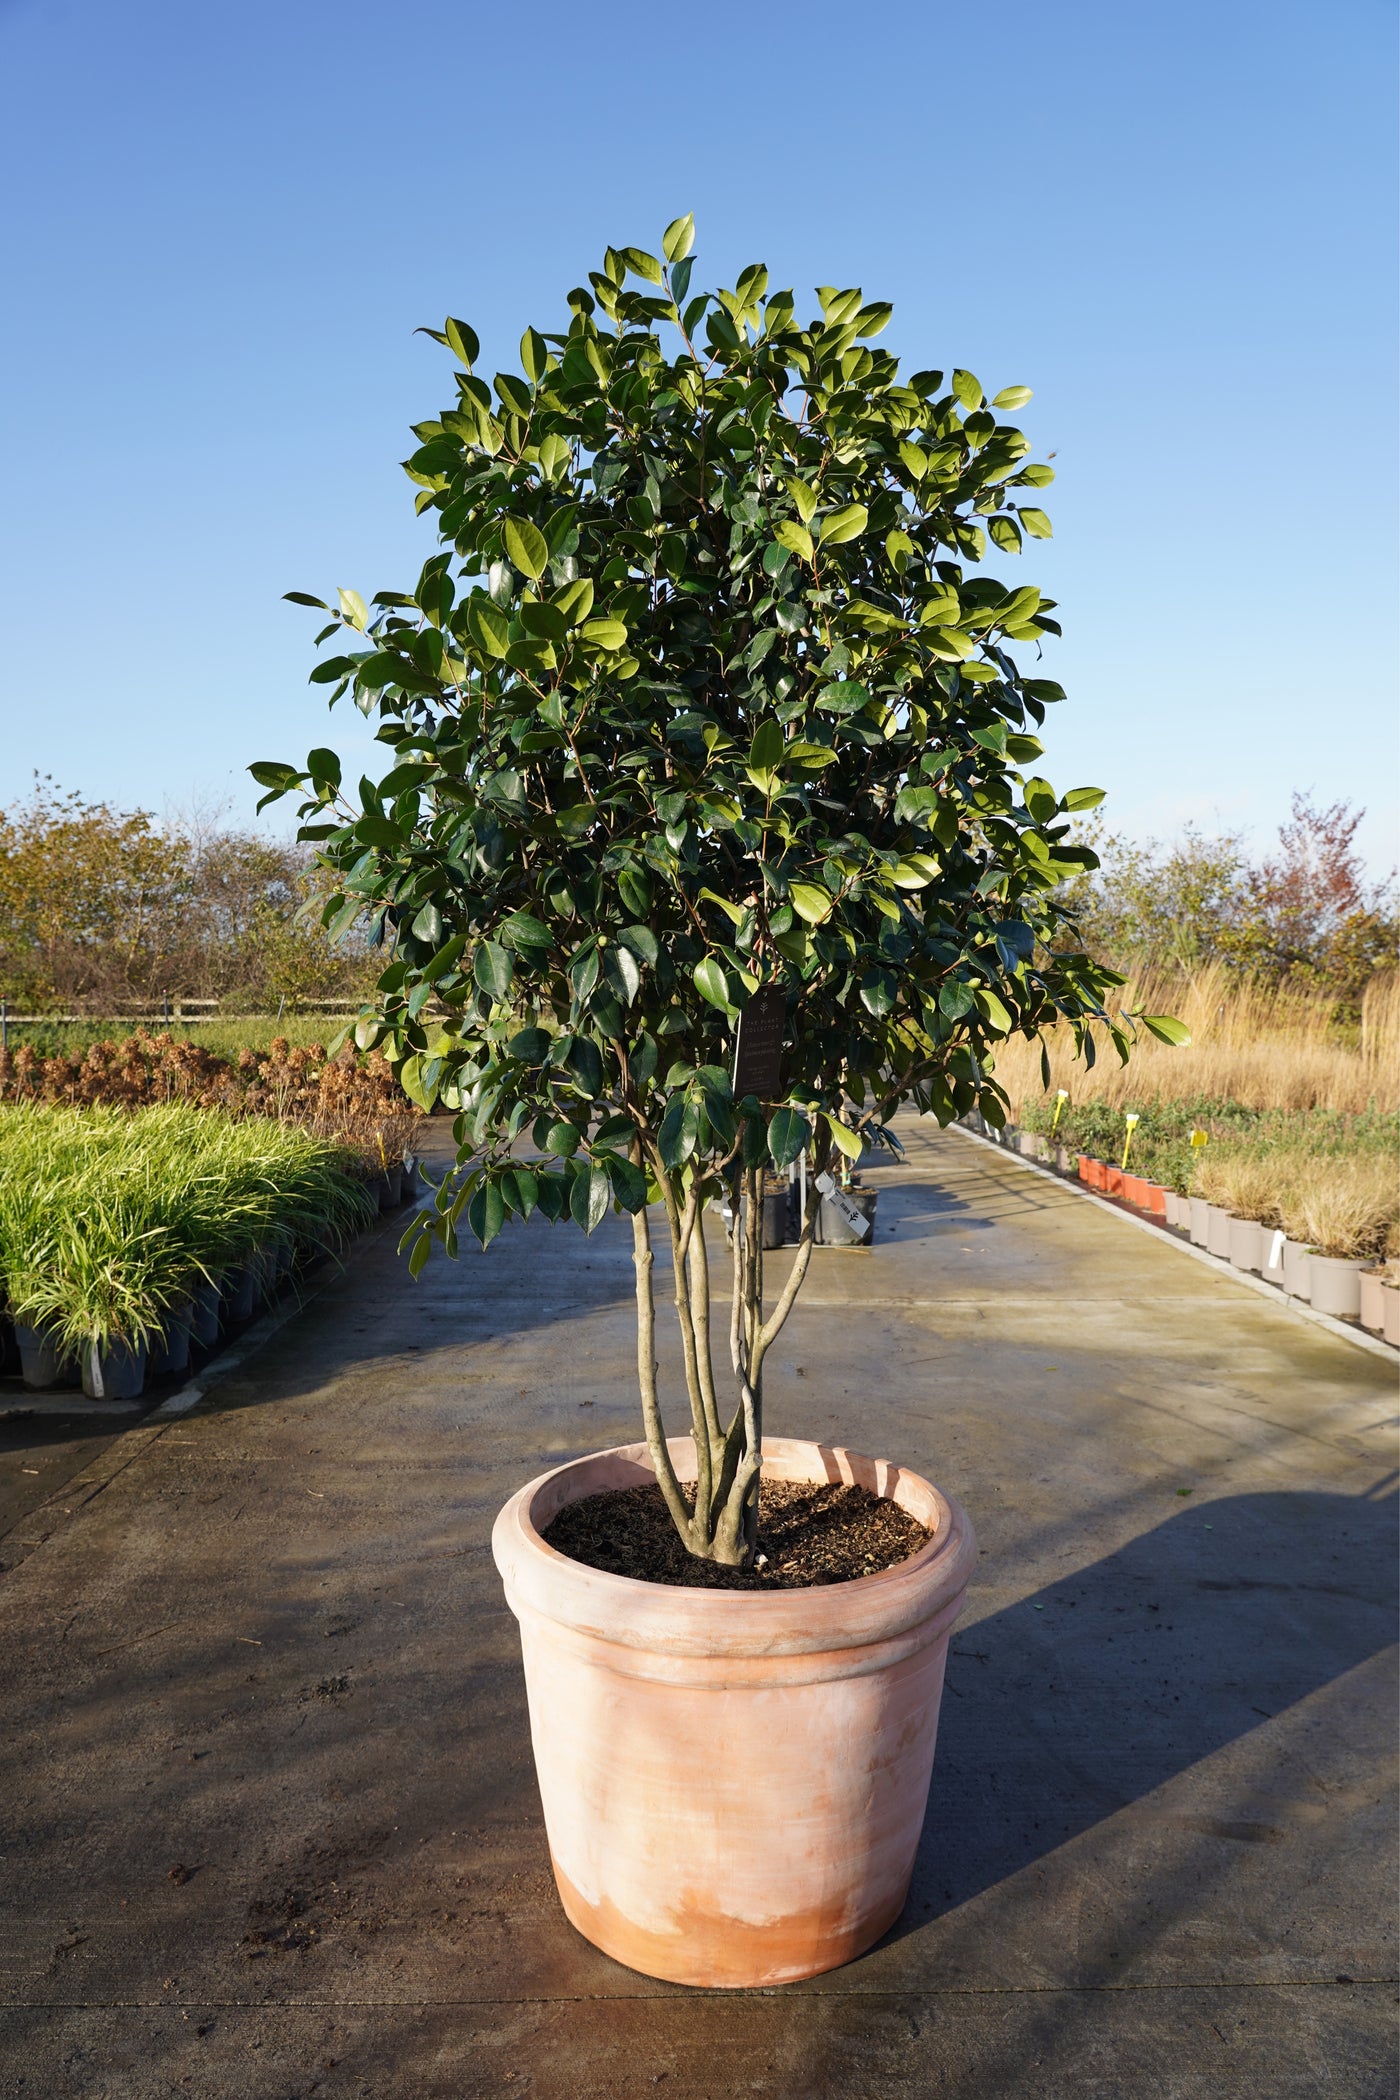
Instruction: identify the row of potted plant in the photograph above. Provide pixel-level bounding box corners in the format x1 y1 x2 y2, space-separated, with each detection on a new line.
0 1103 418 1400
971 1110 1399 1343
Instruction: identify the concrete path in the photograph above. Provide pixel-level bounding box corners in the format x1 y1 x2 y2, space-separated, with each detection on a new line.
1 1120 1395 2098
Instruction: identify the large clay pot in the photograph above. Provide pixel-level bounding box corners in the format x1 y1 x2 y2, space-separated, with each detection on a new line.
492 1435 975 1990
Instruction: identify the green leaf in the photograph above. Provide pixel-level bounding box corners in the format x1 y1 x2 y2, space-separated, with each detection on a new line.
337 587 368 631
818 503 868 547
748 718 783 772
619 923 659 967
825 1114 863 1161
789 882 834 925
1141 1014 1192 1047
603 943 641 1005
773 519 814 562
1062 786 1106 812
519 327 548 381
502 517 549 579
767 1106 811 1169
581 616 629 650
693 957 732 1009
658 1096 700 1170
500 911 552 950
974 988 1014 1034
468 1178 505 1248
467 598 510 658
444 316 480 369
1022 777 1059 824
543 1119 582 1157
1018 507 1053 539
411 901 442 945
248 761 304 791
622 246 664 285
472 941 513 1000
992 385 1033 410
952 369 983 410
553 578 595 627
663 213 696 263
508 1027 551 1062
284 591 329 609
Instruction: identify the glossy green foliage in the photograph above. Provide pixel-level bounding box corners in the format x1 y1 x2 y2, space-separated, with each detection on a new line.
256 228 1128 1253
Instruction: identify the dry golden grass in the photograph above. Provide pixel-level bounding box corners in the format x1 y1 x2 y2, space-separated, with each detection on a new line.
992 964 1399 1117
1192 1143 1398 1257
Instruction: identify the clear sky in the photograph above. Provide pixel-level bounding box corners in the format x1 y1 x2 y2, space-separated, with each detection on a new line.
1 0 1395 869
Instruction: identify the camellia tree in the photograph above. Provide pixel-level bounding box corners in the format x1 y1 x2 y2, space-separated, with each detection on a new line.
254 218 1181 1566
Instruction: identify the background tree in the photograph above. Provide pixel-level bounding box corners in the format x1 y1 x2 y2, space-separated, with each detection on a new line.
0 778 374 1013
256 220 1175 1567
1060 794 1395 1007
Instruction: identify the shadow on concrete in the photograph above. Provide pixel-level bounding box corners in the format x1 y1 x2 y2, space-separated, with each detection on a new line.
897 1479 1398 1933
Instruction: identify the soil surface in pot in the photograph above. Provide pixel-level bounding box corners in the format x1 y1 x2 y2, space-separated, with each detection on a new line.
542 1479 931 1590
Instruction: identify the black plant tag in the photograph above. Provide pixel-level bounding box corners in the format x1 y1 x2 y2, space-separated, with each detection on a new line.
732 985 787 1101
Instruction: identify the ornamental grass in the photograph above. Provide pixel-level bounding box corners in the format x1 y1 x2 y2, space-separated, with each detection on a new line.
0 1103 377 1357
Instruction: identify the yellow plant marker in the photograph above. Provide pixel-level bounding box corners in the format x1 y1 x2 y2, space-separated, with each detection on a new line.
1049 1088 1069 1137
1121 1112 1140 1171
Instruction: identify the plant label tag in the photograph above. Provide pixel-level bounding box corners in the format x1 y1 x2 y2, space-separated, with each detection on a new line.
1268 1229 1286 1268
731 986 786 1101
815 1171 872 1240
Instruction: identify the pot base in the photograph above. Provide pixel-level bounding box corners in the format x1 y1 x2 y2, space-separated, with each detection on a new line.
551 1851 908 1989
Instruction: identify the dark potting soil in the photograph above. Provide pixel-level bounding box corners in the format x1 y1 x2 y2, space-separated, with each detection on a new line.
542 1478 931 1591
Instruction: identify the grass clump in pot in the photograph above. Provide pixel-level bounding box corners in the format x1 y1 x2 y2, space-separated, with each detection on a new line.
0 1104 377 1362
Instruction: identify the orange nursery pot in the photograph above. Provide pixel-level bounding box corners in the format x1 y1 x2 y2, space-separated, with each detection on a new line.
1143 1183 1168 1217
1079 1155 1103 1189
492 1435 976 1990
1121 1172 1147 1207
1103 1166 1125 1199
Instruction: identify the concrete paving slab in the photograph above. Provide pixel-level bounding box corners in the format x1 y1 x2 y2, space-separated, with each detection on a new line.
0 1118 1395 2097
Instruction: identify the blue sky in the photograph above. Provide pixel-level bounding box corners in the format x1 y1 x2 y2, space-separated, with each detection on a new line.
1 0 1395 869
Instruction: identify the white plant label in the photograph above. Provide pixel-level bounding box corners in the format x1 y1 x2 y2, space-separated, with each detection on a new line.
815 1171 873 1241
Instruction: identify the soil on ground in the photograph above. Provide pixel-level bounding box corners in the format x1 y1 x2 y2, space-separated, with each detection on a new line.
541 1478 931 1590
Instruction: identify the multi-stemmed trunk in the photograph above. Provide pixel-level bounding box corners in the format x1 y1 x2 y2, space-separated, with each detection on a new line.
630 1144 827 1566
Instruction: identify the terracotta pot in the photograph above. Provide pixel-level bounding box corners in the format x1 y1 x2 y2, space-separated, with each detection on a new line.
1282 1239 1312 1301
1205 1205 1233 1259
1382 1286 1399 1348
1228 1217 1263 1272
1307 1254 1364 1321
1358 1271 1386 1334
1142 1183 1168 1218
1188 1196 1210 1247
1103 1166 1125 1199
492 1436 976 1989
1120 1172 1145 1206
1077 1155 1097 1187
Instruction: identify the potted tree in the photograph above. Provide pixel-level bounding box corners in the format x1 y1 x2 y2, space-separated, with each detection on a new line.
254 223 1181 1988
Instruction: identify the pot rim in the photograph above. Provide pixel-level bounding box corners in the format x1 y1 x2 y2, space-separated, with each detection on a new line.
492 1434 977 1661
